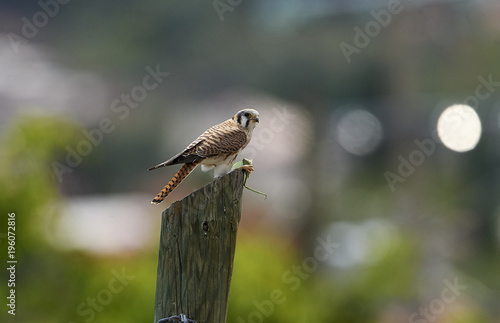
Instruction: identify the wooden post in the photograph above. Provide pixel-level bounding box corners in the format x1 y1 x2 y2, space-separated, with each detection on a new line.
153 169 245 323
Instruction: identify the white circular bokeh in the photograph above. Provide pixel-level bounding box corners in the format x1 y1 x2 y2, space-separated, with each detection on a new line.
336 109 383 156
437 104 482 152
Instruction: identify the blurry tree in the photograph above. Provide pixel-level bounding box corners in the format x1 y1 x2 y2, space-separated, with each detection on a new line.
0 115 157 323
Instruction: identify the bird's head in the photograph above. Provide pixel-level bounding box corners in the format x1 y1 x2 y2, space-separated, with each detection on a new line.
234 109 259 130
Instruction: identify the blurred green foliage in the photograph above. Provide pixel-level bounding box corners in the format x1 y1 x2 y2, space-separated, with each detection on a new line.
0 115 158 323
0 115 80 252
229 232 421 323
1 0 500 322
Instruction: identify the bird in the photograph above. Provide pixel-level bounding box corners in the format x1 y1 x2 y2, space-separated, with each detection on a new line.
148 108 259 204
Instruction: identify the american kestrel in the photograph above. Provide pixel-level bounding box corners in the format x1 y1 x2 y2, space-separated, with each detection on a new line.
148 108 259 204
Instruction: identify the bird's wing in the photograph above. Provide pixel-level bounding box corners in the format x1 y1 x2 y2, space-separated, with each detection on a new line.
194 124 248 157
147 138 205 171
147 120 247 171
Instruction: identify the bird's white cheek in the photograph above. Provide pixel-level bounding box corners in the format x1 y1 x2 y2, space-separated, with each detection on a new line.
249 121 258 131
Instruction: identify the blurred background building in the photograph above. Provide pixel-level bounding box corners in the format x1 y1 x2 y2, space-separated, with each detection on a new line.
1 0 500 322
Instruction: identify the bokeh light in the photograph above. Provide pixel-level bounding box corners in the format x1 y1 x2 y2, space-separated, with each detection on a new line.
324 219 399 268
335 109 383 156
437 104 482 153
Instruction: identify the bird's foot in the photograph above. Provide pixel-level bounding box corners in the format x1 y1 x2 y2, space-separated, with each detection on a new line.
232 158 254 171
239 164 254 174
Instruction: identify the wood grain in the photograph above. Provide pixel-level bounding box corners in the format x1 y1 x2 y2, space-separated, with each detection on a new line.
153 169 245 323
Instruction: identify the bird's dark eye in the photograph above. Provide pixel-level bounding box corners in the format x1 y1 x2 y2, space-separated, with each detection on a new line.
244 112 250 118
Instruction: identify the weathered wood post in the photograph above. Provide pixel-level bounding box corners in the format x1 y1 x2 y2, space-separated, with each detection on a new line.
153 169 245 323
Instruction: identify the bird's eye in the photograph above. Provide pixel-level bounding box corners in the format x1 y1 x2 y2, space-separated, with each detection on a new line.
244 112 250 118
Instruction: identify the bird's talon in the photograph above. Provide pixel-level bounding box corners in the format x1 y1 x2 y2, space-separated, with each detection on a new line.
239 165 254 174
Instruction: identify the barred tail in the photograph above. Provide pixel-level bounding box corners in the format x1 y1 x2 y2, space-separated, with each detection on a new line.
151 162 199 204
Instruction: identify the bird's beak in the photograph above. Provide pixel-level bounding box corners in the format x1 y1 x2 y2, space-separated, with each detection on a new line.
253 116 260 123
